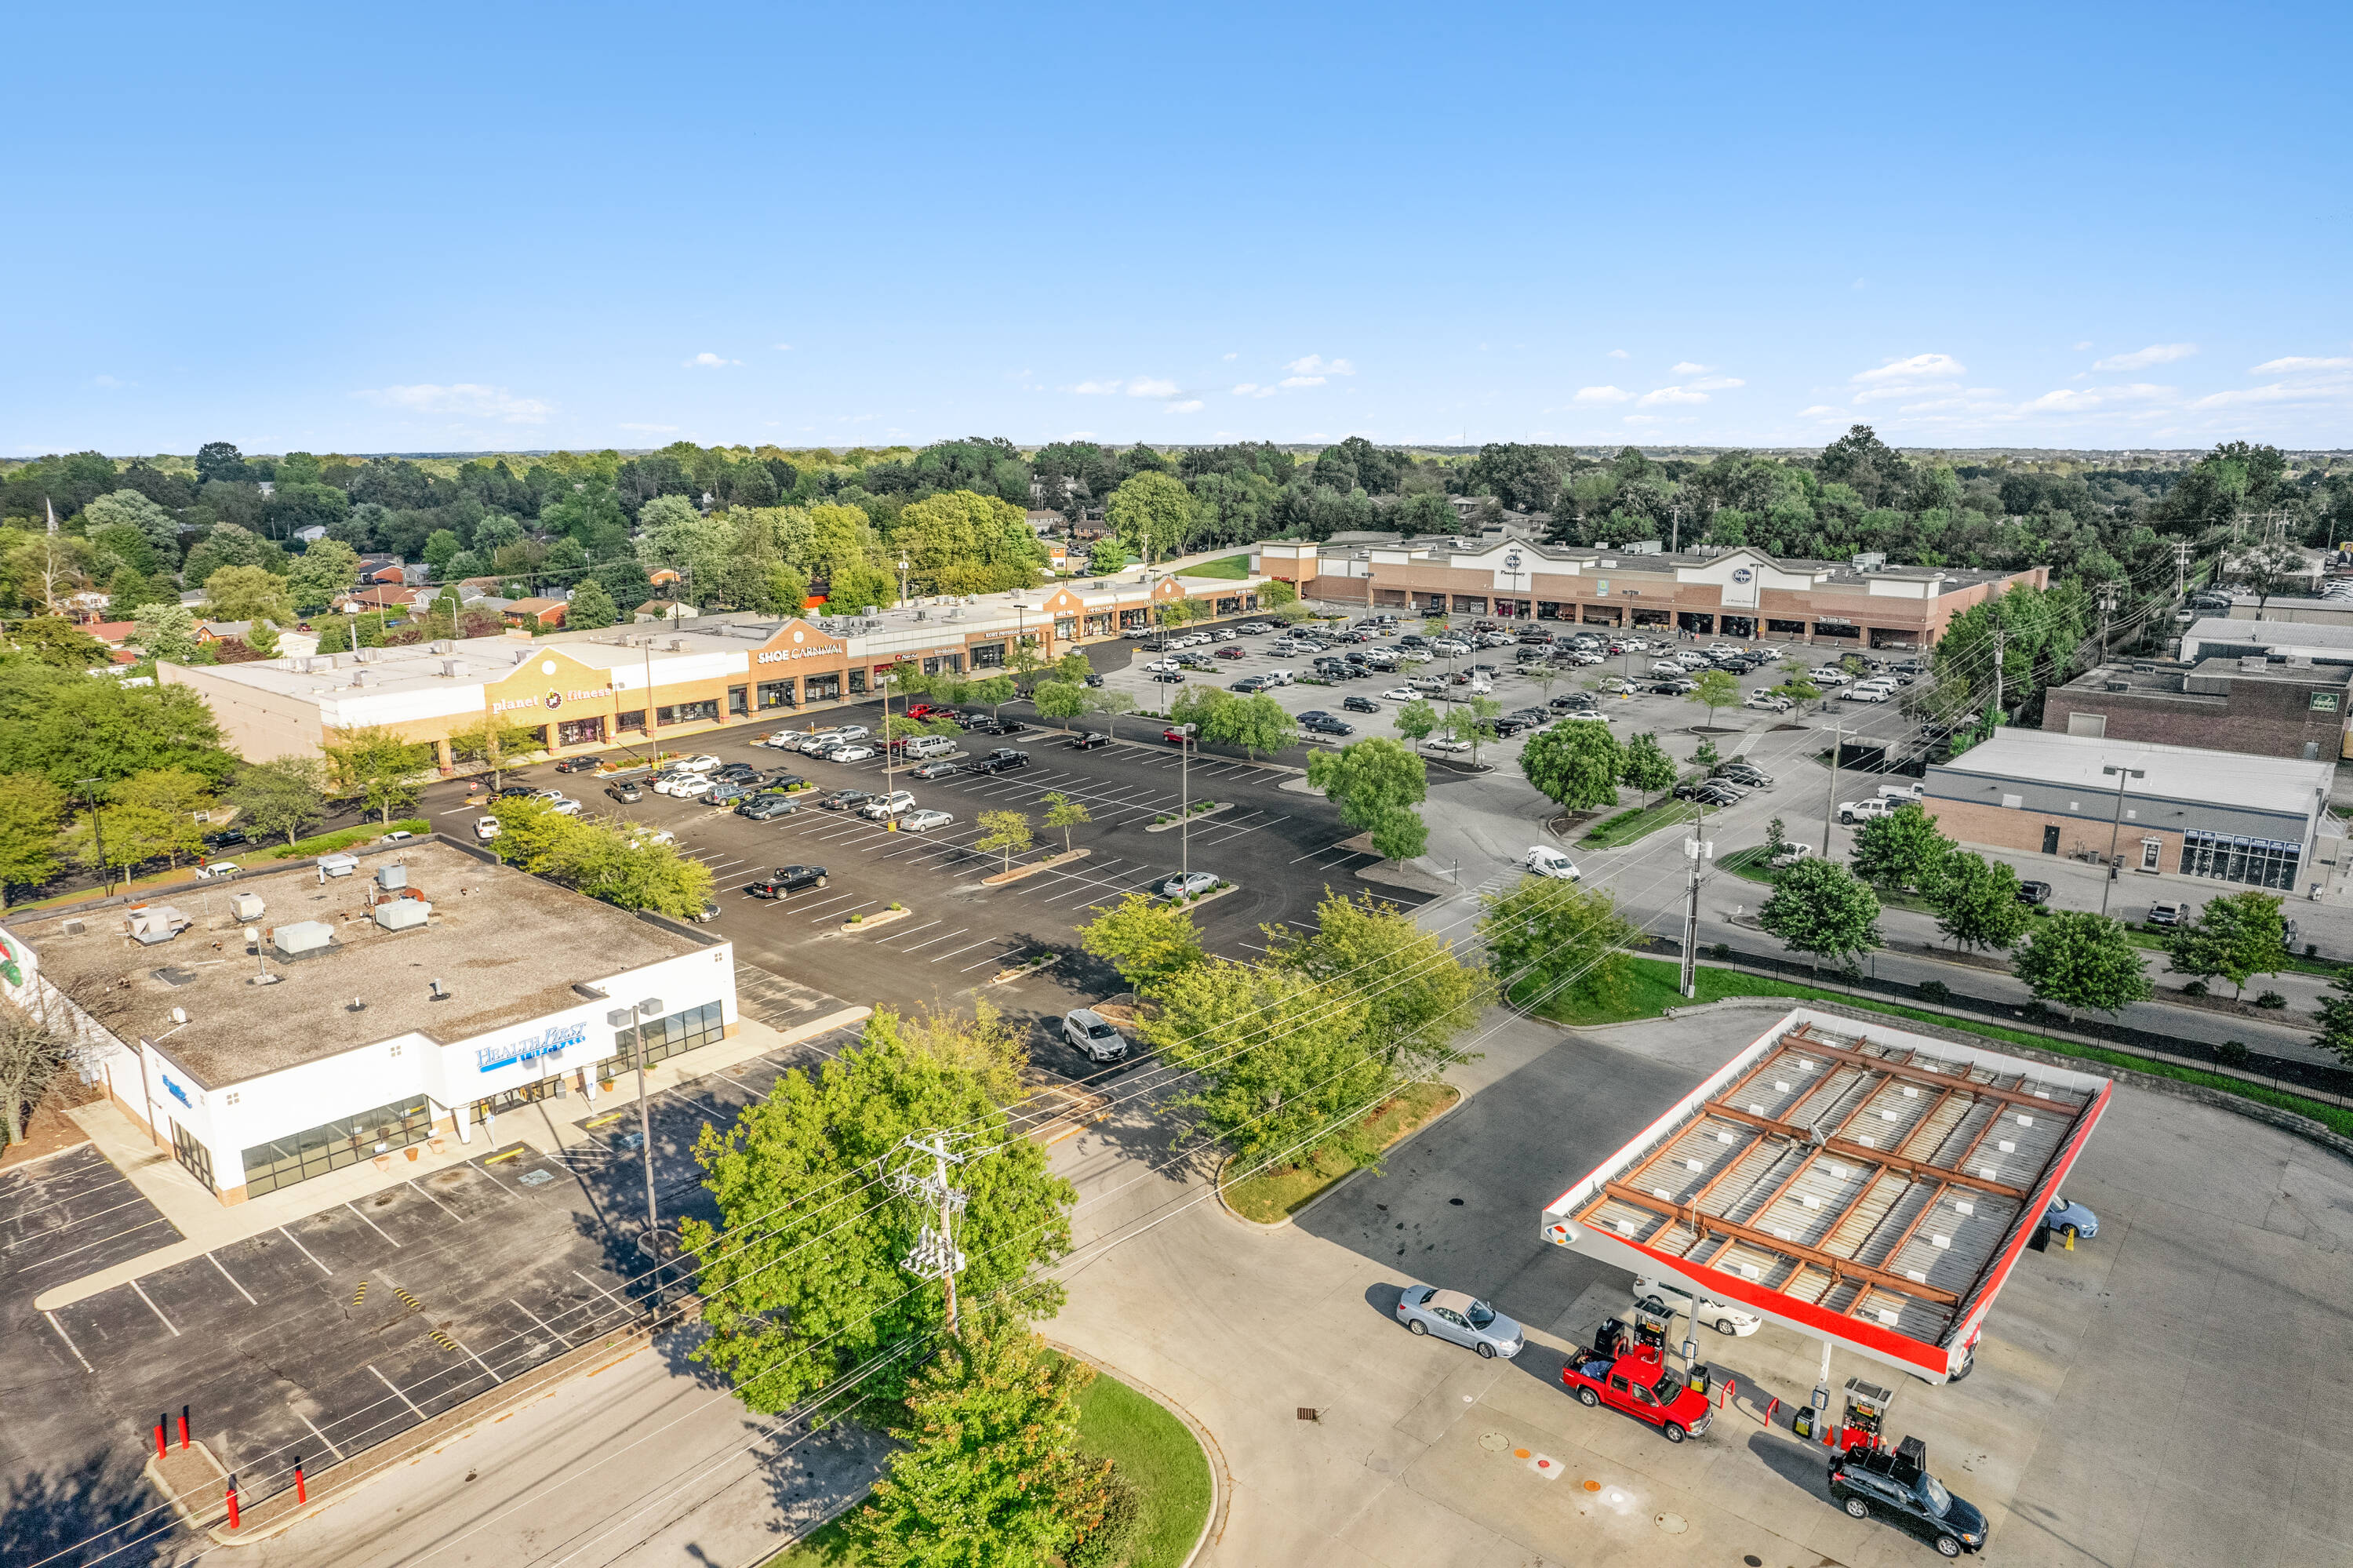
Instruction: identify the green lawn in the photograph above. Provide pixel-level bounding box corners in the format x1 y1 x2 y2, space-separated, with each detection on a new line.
1177 554 1253 580
270 818 431 858
1220 1080 1458 1223
1716 843 1938 914
1577 798 1693 850
762 1362 1213 1568
1533 955 2353 1139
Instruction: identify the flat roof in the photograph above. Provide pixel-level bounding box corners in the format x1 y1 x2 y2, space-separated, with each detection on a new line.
1933 727 2333 816
1543 1009 2112 1382
2184 616 2353 651
11 839 704 1089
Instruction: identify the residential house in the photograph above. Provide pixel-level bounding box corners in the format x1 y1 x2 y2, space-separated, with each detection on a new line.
501 597 569 631
194 620 253 646
635 599 703 624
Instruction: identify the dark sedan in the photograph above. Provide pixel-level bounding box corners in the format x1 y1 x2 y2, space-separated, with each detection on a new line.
1340 695 1382 714
1300 715 1355 736
736 794 798 820
817 788 873 811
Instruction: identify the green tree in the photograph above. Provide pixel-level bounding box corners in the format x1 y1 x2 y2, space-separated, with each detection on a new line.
2165 890 2290 999
1144 958 1387 1167
1758 859 1882 972
0 773 66 905
0 1001 79 1149
1076 891 1204 991
1691 736 1722 772
244 618 282 658
2014 911 2154 1018
1686 668 1740 726
421 528 464 576
1032 679 1087 729
966 674 1018 715
447 711 543 787
1444 695 1502 765
133 602 202 664
1926 850 2031 953
1849 803 1955 893
976 809 1032 875
1520 722 1624 812
1042 791 1090 852
80 489 181 562
1086 537 1129 573
1307 737 1427 862
2313 970 2353 1068
567 579 619 630
1167 683 1230 734
1772 675 1822 710
199 565 293 626
285 538 362 613
5 617 109 669
1394 697 1440 744
0 661 235 791
853 1311 1115 1568
1082 688 1135 738
1104 471 1195 566
559 820 716 919
1209 690 1297 761
323 725 431 824
1478 877 1641 1013
686 1013 1076 1413
1272 893 1490 1076
227 756 328 847
1618 731 1678 805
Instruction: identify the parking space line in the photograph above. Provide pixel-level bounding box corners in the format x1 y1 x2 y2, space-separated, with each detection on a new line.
45 1311 93 1372
130 1279 180 1336
509 1296 570 1347
874 919 942 943
369 1363 427 1420
898 926 970 953
294 1405 347 1461
447 1331 502 1384
208 1251 258 1305
571 1268 634 1322
815 899 877 922
405 1177 469 1223
961 946 1028 973
278 1225 334 1274
8 1214 176 1273
930 937 999 962
344 1201 404 1247
787 891 856 913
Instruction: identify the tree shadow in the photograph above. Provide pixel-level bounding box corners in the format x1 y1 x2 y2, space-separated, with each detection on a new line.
0 1449 171 1568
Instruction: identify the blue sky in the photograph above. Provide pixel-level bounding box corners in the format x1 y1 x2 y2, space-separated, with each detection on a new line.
11 2 2350 456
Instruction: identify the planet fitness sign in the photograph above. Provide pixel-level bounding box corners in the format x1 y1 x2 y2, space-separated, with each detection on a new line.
475 1018 590 1073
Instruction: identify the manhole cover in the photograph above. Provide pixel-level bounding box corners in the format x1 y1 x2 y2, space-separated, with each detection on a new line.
1655 1513 1689 1534
1478 1432 1512 1453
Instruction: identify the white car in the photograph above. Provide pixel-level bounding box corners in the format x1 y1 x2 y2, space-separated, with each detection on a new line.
796 731 848 755
1744 690 1792 711
1063 1007 1129 1062
1425 737 1472 753
900 808 953 832
547 795 583 816
1562 711 1612 723
1649 661 1689 678
1768 842 1814 868
671 776 715 799
1635 1275 1762 1337
1145 659 1179 673
1523 846 1580 881
627 827 677 847
675 755 722 773
860 791 917 820
1813 668 1853 686
474 816 501 842
824 743 878 762
1838 796 1892 824
1160 871 1219 899
193 860 243 879
1380 686 1419 701
1846 682 1895 703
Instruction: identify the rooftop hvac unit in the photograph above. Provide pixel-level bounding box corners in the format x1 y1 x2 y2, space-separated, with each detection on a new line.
126 905 192 945
442 659 469 678
947 608 962 619
1852 551 1888 572
864 605 879 617
512 648 533 664
228 891 264 922
317 852 360 878
272 919 336 959
669 638 688 651
376 863 409 891
915 608 928 620
431 639 456 654
373 898 431 932
2104 681 2130 692
350 671 372 686
1621 540 1663 555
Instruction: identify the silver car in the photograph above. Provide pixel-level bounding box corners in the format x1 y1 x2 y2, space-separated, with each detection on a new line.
1062 1008 1128 1062
1395 1286 1525 1359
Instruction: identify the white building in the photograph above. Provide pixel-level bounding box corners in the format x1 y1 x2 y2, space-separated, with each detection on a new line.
1 837 737 1206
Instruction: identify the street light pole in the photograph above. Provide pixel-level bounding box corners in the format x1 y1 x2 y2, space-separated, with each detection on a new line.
897 558 911 609
1822 722 1842 860
609 997 667 1257
1180 722 1196 877
78 777 107 895
1679 809 1712 999
2099 764 2147 915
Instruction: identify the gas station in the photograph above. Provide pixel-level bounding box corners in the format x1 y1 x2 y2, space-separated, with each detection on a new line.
1538 1006 2112 1465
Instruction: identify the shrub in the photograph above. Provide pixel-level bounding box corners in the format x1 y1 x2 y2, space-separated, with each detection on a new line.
2215 1039 2252 1068
2181 979 2208 997
849 912 864 923
1710 943 1733 961
889 900 904 911
2255 990 2287 1010
1918 980 1952 1006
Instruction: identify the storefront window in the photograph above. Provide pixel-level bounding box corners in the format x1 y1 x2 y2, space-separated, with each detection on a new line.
556 715 605 747
173 1119 215 1192
805 673 842 703
758 679 795 710
848 668 867 694
1118 609 1149 630
240 1093 434 1197
1452 595 1488 614
728 684 749 717
616 1001 726 1069
922 653 965 676
1056 617 1078 641
2179 830 2301 889
1085 613 1113 637
655 699 720 726
971 642 1006 668
617 710 646 733
1216 595 1242 616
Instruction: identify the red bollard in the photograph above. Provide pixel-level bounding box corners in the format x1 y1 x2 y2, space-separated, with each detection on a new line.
294 1464 307 1504
224 1482 240 1532
155 1420 167 1461
179 1406 191 1450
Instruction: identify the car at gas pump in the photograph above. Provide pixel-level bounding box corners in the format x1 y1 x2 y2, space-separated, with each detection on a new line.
1558 1315 1715 1443
1827 1436 1989 1558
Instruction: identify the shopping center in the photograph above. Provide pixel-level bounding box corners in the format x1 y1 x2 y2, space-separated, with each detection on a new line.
162 570 1271 767
3 837 737 1206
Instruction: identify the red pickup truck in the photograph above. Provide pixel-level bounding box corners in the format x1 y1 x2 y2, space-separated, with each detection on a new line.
1559 1344 1715 1443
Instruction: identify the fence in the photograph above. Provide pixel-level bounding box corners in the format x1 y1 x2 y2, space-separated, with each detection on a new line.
1642 935 2353 1106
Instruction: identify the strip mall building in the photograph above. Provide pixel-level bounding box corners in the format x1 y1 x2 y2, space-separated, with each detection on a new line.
1260 537 2045 652
162 572 1270 767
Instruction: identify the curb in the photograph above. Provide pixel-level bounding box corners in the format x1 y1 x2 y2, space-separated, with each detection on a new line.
981 847 1092 886
1146 803 1233 833
1045 1340 1230 1568
1214 1084 1465 1231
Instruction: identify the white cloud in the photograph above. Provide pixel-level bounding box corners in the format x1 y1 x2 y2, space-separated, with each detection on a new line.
1231 383 1278 398
1072 380 1122 395
1126 377 1180 398
2072 340 2093 351
619 422 681 433
2250 355 2353 374
356 383 551 424
91 374 130 389
1222 352 1238 361
1797 405 1847 420
1621 414 1663 425
1606 348 1629 359
684 351 740 368
1670 362 1709 376
1279 375 1326 388
1853 353 1965 385
1167 399 1205 413
1689 376 1745 391
2092 343 2196 371
1637 386 1709 407
1283 355 1355 377
1572 385 1632 404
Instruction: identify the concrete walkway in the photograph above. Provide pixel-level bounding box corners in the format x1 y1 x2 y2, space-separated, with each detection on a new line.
35 1006 867 1313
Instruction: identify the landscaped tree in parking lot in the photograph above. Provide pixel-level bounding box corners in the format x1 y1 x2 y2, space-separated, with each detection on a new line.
1169 683 1230 735
976 809 1033 875
1209 690 1296 761
1271 892 1491 1077
1082 687 1135 739
448 711 544 788
1444 695 1503 765
1849 803 1955 893
1520 719 1623 813
2164 890 2290 1000
1144 958 1385 1168
1618 731 1678 806
1077 891 1204 991
1307 737 1427 864
1031 679 1087 729
1043 791 1091 851
322 724 432 824
1686 668 1740 727
1478 877 1640 1013
1758 858 1882 973
1927 850 2031 953
227 755 328 847
2013 911 2152 1019
966 673 1018 716
1394 697 1439 746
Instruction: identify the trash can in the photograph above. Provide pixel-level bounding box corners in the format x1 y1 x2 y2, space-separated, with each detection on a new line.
1687 1364 1711 1399
1792 1404 1817 1440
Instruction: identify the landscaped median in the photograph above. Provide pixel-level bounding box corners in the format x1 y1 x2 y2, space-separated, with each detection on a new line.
1145 802 1228 832
980 847 1090 886
1218 1080 1461 1225
1575 798 1693 850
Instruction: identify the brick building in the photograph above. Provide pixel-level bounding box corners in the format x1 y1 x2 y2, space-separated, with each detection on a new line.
1923 729 2340 894
1259 538 2043 651
2042 659 2353 760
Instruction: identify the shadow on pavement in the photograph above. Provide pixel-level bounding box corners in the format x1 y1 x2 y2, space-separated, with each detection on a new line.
0 1449 170 1568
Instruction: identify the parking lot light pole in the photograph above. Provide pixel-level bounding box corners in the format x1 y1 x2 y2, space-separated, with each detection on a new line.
1180 722 1197 876
2098 764 2147 915
608 998 667 1256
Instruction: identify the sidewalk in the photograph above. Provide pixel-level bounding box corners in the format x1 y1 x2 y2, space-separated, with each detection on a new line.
34 1006 867 1314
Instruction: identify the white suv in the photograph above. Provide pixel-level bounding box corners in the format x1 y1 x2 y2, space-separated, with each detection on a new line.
1063 1008 1129 1062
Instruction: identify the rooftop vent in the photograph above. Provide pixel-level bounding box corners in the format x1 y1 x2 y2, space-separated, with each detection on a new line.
915 608 928 620
349 671 372 686
126 905 191 945
1852 551 1888 572
512 648 533 664
442 659 469 678
375 863 408 892
2104 681 2130 693
373 898 431 932
317 853 359 878
864 605 879 617
271 919 336 960
431 639 456 654
151 966 199 986
669 638 688 651
228 891 264 922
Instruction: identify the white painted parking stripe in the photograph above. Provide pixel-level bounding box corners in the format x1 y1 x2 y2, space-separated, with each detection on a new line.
787 891 856 913
406 1177 468 1223
294 1404 347 1461
961 947 1028 972
344 1201 404 1247
130 1279 180 1336
369 1362 427 1420
899 926 969 953
818 900 878 922
447 1331 502 1384
45 1311 92 1372
931 937 1000 962
509 1295 570 1347
571 1268 635 1322
278 1225 334 1275
874 919 942 943
208 1251 257 1305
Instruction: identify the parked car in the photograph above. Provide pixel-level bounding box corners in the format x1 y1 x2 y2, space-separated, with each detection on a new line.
1395 1285 1525 1359
1151 671 1186 684
1340 696 1381 714
1071 731 1111 749
1839 796 1893 824
1300 714 1354 736
1716 762 1774 788
860 791 918 820
1558 1341 1714 1443
474 815 502 842
1633 1275 1762 1337
201 828 249 850
1160 871 1218 899
1162 726 1198 747
2044 1195 2099 1241
1768 842 1815 868
900 808 954 832
909 760 958 780
553 755 598 774
1063 1008 1129 1062
761 769 806 790
2016 879 2053 905
1524 846 1580 880
1827 1442 1989 1558
1426 737 1474 752
1744 690 1793 712
1380 686 1420 701
824 743 878 762
670 776 714 799
2148 900 2191 926
1215 646 1247 660
736 794 798 820
605 781 644 803
967 748 1031 774
192 860 243 880
817 788 872 811
745 864 829 898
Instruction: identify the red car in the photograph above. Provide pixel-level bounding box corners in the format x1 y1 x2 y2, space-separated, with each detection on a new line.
1215 646 1246 660
1559 1344 1715 1443
905 702 944 719
1162 726 1197 747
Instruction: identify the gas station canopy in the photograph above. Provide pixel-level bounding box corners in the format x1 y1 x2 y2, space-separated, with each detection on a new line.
1540 1008 2111 1384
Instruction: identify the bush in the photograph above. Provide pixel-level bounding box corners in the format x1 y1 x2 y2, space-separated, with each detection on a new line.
2255 990 2287 1010
889 900 904 911
2181 979 2209 997
1918 980 1952 1006
1710 943 1733 961
1069 1475 1143 1568
2215 1039 2252 1068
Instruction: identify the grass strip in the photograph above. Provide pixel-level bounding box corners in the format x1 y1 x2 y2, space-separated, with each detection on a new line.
1176 554 1253 580
270 820 431 858
1576 799 1690 850
1220 1079 1458 1224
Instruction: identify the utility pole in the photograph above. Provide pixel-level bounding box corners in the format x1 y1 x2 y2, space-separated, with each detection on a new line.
78 777 107 896
890 1134 971 1331
2096 582 2119 660
1822 722 1842 860
2173 540 2192 602
1678 809 1712 998
1991 626 2006 721
607 997 669 1259
1179 722 1196 878
2098 763 2146 915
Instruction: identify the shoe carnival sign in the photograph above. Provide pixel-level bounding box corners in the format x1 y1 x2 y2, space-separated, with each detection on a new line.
475 1017 590 1073
755 624 842 665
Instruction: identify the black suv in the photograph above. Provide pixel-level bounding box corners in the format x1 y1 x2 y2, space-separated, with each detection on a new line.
1827 1442 1988 1557
1715 762 1773 787
713 763 759 783
1340 695 1381 714
554 756 599 774
745 864 829 898
967 748 1031 774
1300 714 1354 736
202 828 249 850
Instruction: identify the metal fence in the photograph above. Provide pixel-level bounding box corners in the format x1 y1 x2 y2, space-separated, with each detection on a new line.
1642 935 2353 1105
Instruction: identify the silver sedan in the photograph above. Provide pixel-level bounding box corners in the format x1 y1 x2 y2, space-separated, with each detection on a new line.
1395 1286 1525 1359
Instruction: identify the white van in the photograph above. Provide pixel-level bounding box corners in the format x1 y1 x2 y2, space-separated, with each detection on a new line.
900 733 956 760
1523 846 1581 881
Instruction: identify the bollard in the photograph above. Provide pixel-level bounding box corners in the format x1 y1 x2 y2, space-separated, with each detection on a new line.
180 1406 191 1450
1763 1395 1780 1428
155 1420 167 1461
294 1463 307 1504
1719 1377 1737 1410
225 1482 240 1532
